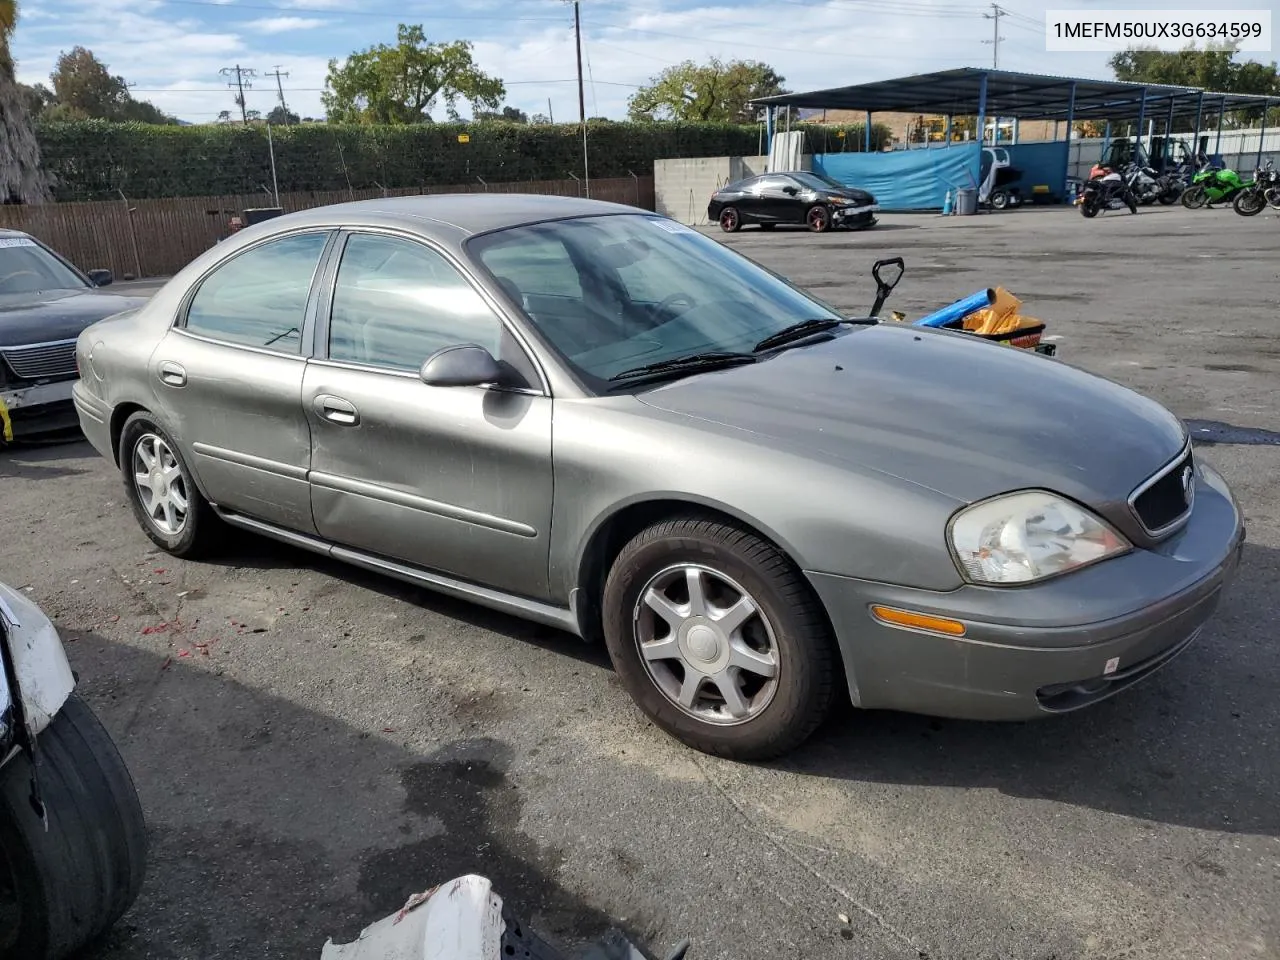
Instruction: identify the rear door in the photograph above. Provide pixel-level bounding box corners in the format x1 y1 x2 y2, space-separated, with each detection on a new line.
302 230 554 599
148 229 334 533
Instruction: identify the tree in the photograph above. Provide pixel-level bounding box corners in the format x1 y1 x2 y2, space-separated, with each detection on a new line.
44 45 175 123
1110 44 1280 126
627 58 786 123
245 108 261 123
474 105 528 123
322 24 504 124
0 0 49 202
266 104 299 125
216 109 232 123
529 112 551 124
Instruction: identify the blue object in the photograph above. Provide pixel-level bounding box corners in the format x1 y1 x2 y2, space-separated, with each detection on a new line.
941 189 953 215
1004 141 1069 201
914 289 995 329
814 143 980 211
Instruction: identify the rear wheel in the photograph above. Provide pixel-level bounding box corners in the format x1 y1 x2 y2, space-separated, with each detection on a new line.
806 205 831 233
718 207 741 233
119 411 222 558
0 694 147 960
1079 197 1100 218
602 516 838 760
1181 185 1207 209
1157 187 1180 205
1233 189 1266 216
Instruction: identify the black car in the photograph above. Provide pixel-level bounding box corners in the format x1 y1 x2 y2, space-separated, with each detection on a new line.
0 230 147 444
708 171 880 233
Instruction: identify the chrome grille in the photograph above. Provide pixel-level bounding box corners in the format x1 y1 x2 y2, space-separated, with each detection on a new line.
1 339 78 381
1129 445 1195 536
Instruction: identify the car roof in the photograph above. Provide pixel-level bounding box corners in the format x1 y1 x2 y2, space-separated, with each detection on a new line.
258 193 645 241
0 228 34 239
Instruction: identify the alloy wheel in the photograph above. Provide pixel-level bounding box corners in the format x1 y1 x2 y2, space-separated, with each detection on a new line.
132 433 189 536
719 208 739 232
632 564 780 725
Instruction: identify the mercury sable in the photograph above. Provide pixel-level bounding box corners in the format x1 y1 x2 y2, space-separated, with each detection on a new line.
71 195 1244 759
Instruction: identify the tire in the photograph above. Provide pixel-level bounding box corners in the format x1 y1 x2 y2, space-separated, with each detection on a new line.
806 205 831 233
1157 188 1179 205
601 515 838 760
1233 189 1266 216
118 410 222 558
1127 195 1138 214
989 190 1009 210
718 207 741 233
1181 186 1207 209
1265 186 1280 209
1079 197 1100 218
0 694 147 960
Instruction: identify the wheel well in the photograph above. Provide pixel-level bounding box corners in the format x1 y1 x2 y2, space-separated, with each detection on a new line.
574 500 812 643
108 402 146 466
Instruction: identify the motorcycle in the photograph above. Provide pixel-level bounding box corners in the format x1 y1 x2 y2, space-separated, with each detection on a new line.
1232 160 1279 216
1077 164 1138 218
0 584 147 960
1181 163 1251 209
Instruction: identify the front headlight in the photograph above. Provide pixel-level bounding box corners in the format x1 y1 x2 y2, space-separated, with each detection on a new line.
948 491 1131 585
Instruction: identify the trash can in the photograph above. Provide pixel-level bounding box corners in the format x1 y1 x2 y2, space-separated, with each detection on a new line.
955 188 978 216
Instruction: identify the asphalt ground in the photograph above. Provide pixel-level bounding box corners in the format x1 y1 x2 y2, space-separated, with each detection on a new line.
2 202 1278 960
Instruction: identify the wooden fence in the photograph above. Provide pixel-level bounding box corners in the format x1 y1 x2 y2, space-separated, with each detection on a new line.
0 176 656 279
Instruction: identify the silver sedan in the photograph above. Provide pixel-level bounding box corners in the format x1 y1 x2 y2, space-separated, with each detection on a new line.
72 195 1244 759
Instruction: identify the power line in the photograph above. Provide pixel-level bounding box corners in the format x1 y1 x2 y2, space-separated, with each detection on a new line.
219 64 257 122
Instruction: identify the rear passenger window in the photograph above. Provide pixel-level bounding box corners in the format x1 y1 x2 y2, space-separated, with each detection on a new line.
184 232 329 353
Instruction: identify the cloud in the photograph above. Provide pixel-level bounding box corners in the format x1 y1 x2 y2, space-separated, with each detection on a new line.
246 16 327 34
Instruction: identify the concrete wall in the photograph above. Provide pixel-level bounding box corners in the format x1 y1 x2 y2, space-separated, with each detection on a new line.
654 155 806 225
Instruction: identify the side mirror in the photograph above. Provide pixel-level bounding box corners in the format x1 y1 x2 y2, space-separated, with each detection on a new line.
87 268 113 287
782 186 798 196
419 344 502 388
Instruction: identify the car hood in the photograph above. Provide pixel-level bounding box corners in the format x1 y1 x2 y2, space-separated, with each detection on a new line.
0 288 150 348
635 324 1186 515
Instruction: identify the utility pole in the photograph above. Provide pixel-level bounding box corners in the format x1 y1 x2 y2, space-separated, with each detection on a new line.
219 64 256 123
572 0 589 197
265 65 291 121
982 4 1006 69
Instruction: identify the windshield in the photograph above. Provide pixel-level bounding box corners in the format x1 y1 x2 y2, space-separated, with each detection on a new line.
791 172 854 193
468 214 844 387
0 237 88 294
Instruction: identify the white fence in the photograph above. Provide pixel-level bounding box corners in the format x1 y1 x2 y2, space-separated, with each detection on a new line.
1064 128 1280 180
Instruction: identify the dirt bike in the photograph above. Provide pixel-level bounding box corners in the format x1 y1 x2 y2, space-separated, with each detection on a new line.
0 584 146 960
1232 160 1278 216
1181 164 1250 209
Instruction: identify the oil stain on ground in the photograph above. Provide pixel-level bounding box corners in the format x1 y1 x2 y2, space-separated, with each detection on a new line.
357 737 627 947
1185 419 1280 446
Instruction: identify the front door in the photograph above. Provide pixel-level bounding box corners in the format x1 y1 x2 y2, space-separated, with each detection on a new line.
148 230 333 533
303 231 554 600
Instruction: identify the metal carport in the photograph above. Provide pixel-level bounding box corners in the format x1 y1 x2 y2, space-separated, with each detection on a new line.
750 68 1276 204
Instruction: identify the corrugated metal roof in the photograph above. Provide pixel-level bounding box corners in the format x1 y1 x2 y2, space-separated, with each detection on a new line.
752 67 1274 121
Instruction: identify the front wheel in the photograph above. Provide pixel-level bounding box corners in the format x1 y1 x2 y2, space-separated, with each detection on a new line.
989 189 1010 210
806 205 831 233
602 516 838 760
0 694 147 960
1181 186 1207 209
1233 189 1266 216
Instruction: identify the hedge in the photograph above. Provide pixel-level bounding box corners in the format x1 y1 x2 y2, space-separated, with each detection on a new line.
34 119 892 202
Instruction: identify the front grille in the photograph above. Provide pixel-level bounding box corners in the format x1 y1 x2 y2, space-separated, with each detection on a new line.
1130 445 1195 535
0 340 77 381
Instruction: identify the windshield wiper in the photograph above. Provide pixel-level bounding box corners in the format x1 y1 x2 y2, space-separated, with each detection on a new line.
752 317 874 353
609 351 757 384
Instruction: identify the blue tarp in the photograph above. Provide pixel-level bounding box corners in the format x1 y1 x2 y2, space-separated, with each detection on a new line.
1003 141 1069 199
814 144 981 211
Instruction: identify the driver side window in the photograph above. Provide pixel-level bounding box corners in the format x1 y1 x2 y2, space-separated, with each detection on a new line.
328 234 502 372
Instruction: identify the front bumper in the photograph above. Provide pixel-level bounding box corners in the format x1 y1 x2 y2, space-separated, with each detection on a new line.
0 379 79 441
832 203 879 227
807 462 1245 720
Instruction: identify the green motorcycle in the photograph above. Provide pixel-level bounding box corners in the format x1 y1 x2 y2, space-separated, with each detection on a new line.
1181 165 1251 209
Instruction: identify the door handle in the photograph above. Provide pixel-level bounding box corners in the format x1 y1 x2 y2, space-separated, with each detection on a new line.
313 394 359 426
157 361 186 387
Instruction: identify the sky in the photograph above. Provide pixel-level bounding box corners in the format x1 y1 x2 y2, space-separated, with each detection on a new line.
10 0 1277 125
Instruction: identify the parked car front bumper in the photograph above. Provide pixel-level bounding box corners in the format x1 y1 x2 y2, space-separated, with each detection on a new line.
0 379 79 441
806 461 1245 720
